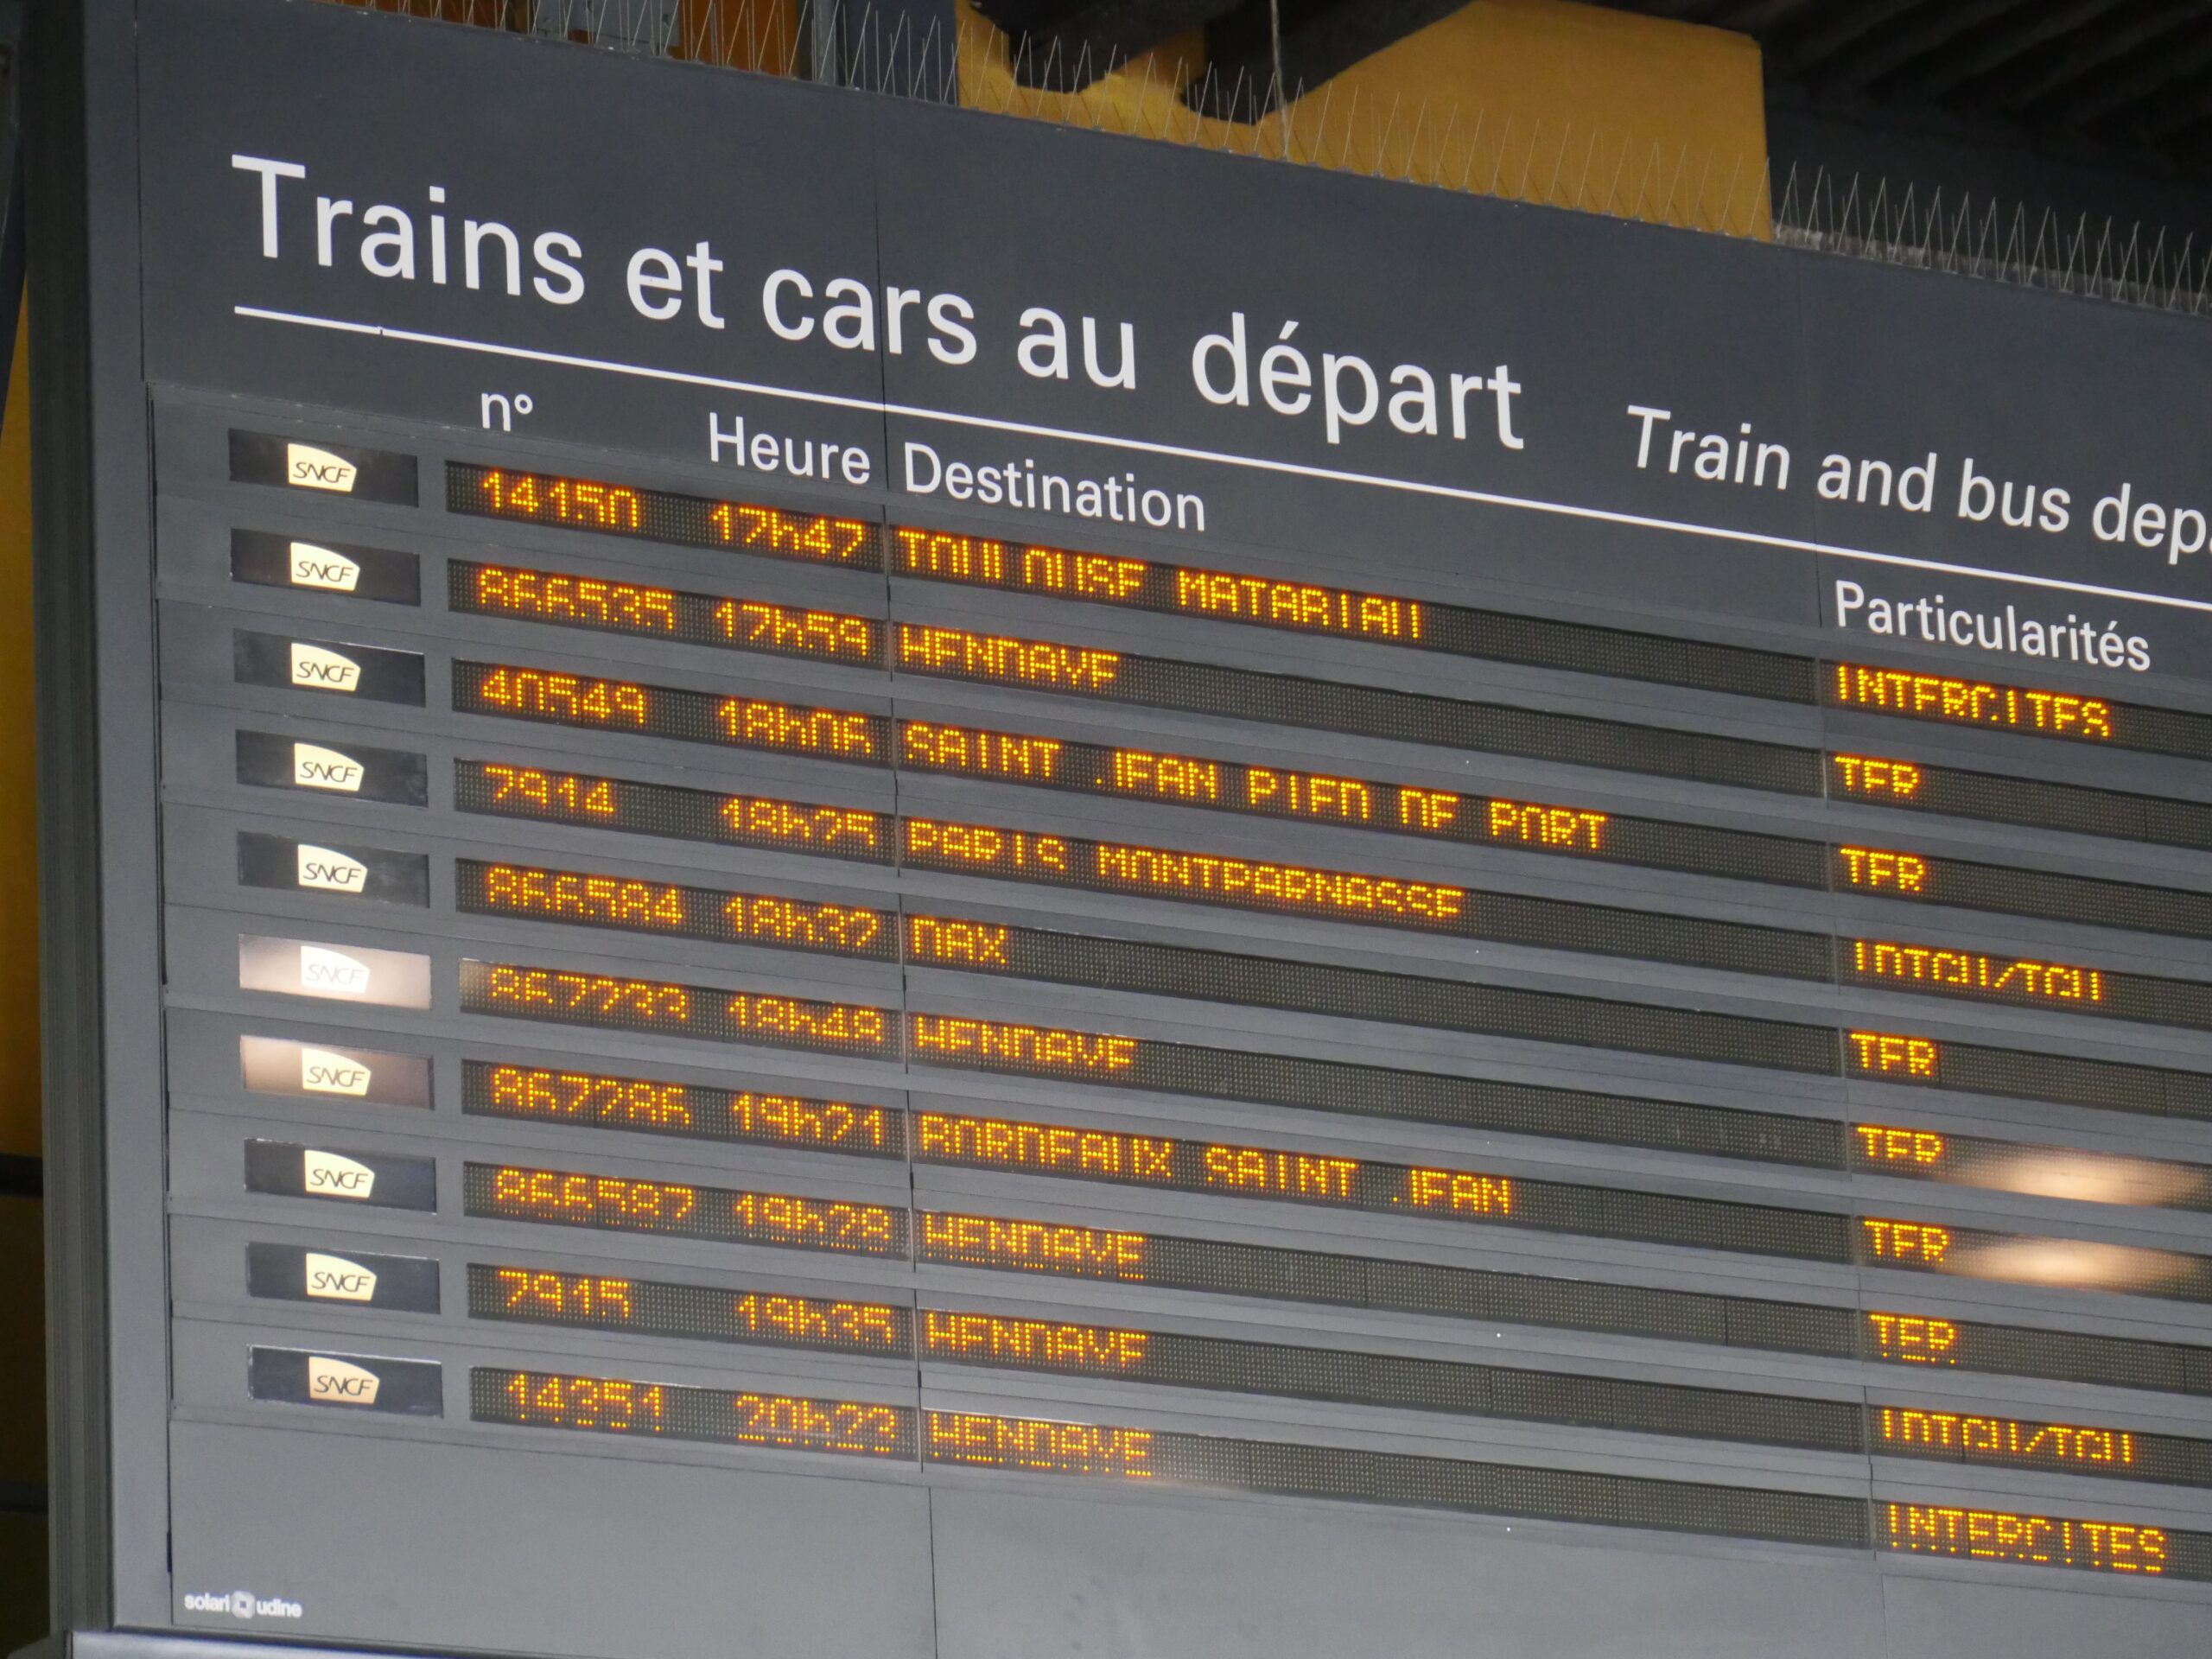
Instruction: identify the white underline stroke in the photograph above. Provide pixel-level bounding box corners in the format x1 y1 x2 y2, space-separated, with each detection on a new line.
235 304 2212 620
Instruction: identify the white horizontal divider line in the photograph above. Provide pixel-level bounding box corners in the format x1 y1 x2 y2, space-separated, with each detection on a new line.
235 303 2212 620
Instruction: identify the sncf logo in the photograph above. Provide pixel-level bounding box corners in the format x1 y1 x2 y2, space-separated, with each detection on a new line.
295 842 368 894
292 742 365 791
299 945 371 995
285 442 359 493
299 1046 372 1096
303 1253 378 1302
307 1355 382 1403
289 643 362 691
302 1148 378 1198
289 542 362 592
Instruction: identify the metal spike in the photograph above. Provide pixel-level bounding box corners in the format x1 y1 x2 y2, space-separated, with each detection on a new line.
1306 79 1337 168
1403 99 1432 185
1630 139 1657 222
1654 139 1683 224
1374 92 1402 180
1457 109 1485 194
1543 121 1570 207
1514 121 1543 202
1335 84 1362 172
1134 51 1162 137
1611 136 1636 219
1681 146 1711 230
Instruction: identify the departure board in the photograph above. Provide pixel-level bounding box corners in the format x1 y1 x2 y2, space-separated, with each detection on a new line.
34 2 2212 1657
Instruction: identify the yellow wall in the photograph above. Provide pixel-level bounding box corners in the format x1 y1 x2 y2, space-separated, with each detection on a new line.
0 303 35 1162
679 0 802 71
957 0 1768 234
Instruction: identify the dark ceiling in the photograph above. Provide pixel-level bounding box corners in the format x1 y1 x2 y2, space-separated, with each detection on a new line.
973 0 1479 118
1605 0 2212 178
975 0 2212 178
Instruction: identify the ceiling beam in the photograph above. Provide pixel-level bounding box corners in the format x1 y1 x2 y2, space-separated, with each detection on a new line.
1904 0 2130 99
1978 0 2208 114
1808 0 2039 98
2056 22 2212 128
1607 0 1731 20
972 0 1236 89
2137 59 2212 137
1768 0 1926 78
1700 0 1821 34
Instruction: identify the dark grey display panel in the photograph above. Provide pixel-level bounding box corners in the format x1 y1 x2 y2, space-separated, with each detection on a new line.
32 0 2212 1655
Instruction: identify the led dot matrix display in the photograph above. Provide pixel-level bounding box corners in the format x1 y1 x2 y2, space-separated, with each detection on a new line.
450 466 883 569
434 1040 2212 1385
461 1055 2212 1218
436 464 2212 767
467 1367 2212 1575
453 620 2212 850
448 800 2212 1032
206 441 2212 1588
448 638 2212 918
461 1258 2212 1485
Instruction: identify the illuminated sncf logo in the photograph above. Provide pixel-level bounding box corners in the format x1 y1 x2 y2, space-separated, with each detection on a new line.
306 1355 381 1403
299 1047 373 1096
303 1253 378 1302
295 843 368 894
289 543 361 591
299 944 372 995
302 1149 378 1199
292 742 365 792
289 643 362 692
285 443 359 493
